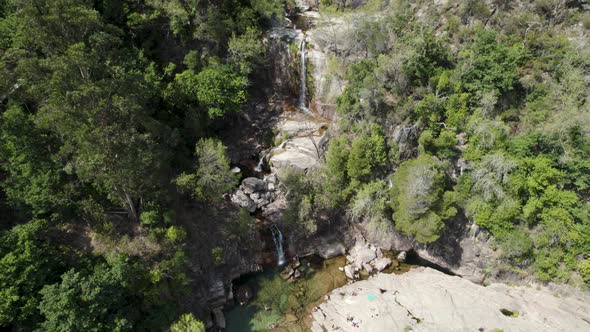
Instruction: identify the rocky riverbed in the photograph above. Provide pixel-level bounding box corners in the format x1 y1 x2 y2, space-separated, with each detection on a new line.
311 267 590 332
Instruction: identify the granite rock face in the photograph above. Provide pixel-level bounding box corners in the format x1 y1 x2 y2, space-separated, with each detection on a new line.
359 215 496 283
312 267 590 332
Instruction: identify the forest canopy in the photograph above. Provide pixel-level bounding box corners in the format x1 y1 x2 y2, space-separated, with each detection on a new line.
0 0 589 330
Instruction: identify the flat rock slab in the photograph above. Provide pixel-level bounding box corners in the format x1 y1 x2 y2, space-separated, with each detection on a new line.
276 119 325 137
269 135 323 173
312 267 590 332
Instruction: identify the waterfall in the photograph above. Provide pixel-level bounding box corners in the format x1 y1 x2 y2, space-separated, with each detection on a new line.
270 224 286 266
254 141 287 173
254 152 267 173
299 37 309 113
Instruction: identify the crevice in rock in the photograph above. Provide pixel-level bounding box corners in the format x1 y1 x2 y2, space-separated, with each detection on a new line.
392 290 422 324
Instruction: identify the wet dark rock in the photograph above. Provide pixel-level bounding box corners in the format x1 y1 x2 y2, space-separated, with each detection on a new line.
236 285 253 305
242 177 267 193
280 266 295 280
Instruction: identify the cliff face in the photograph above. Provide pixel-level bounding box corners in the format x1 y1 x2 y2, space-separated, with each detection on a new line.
267 28 302 99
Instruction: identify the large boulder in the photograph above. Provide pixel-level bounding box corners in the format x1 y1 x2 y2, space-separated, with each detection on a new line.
346 240 377 269
317 242 346 259
372 257 392 272
397 251 407 262
230 189 257 212
312 267 590 332
359 215 497 284
261 197 287 224
241 177 267 193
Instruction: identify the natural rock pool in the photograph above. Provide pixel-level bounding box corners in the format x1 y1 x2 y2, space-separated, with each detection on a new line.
225 253 417 331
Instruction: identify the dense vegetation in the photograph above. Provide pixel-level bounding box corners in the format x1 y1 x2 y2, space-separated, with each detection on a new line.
0 0 589 330
0 0 283 330
290 0 590 285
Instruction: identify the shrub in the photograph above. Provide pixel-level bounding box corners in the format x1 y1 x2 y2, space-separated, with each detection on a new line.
166 226 187 244
212 247 224 266
170 313 205 332
140 210 160 226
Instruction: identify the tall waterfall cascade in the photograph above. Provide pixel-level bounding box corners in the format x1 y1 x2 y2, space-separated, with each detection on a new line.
270 224 286 266
299 37 310 114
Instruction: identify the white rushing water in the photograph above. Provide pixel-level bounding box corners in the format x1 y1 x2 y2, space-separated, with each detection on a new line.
270 224 286 266
254 140 287 173
299 37 311 115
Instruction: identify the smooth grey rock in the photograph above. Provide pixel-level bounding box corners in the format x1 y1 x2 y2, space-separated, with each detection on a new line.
373 257 392 272
270 135 323 174
276 119 324 137
344 265 355 280
317 242 346 259
261 196 287 224
376 248 384 259
363 263 374 273
264 173 278 185
354 248 376 268
347 240 377 269
312 267 590 332
397 251 407 262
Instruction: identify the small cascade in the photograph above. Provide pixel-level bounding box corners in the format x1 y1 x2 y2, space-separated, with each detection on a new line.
254 152 266 173
270 224 286 266
254 141 287 173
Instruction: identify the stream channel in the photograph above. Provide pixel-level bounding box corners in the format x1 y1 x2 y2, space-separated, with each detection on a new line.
224 253 418 332
225 10 420 331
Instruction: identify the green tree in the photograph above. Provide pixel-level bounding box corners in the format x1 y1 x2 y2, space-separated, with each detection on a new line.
3 1 173 222
170 313 205 332
175 65 247 118
145 0 203 38
390 155 457 243
228 28 266 75
38 257 171 332
175 138 238 202
404 31 453 86
0 220 63 328
324 136 351 206
460 29 525 94
346 124 387 185
0 103 67 216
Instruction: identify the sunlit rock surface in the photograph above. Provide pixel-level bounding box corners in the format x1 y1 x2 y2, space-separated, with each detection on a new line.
312 267 590 332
